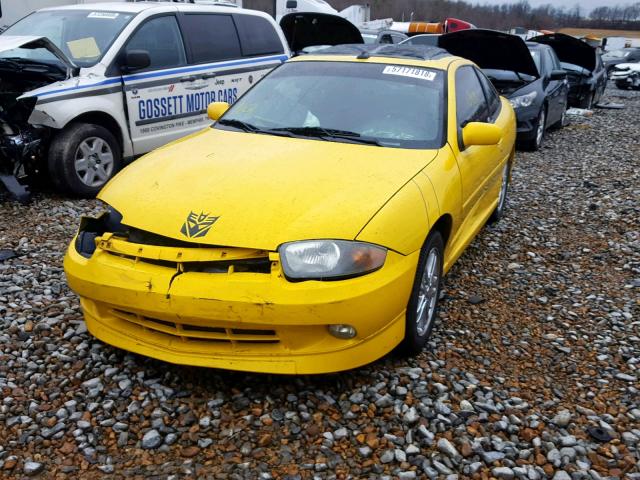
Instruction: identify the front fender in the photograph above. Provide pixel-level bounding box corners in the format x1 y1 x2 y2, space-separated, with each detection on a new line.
356 180 430 255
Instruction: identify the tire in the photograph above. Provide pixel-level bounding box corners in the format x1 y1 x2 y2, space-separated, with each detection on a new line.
48 123 121 197
521 107 546 151
615 81 629 90
399 231 444 355
489 160 511 224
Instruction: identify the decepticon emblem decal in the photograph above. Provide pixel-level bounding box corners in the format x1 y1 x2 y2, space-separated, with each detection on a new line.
180 212 219 239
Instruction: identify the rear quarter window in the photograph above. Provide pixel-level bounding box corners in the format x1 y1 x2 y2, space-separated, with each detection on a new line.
234 14 284 57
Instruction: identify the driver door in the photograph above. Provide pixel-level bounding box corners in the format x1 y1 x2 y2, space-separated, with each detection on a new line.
121 14 192 155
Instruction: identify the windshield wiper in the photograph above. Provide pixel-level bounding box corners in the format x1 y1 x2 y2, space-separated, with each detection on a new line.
216 118 261 133
270 126 383 146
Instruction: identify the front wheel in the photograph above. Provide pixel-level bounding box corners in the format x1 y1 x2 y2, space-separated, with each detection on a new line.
521 108 545 151
399 231 444 355
48 123 122 197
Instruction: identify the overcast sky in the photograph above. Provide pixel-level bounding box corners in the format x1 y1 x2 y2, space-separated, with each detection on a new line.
478 0 637 13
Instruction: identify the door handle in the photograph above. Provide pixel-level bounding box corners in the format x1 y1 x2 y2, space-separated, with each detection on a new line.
180 76 197 82
201 73 217 80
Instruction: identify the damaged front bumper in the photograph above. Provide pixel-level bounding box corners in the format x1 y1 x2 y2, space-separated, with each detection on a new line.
0 118 48 202
64 228 419 374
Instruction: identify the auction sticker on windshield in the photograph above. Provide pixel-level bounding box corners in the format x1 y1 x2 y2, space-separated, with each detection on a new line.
87 12 120 19
382 65 436 81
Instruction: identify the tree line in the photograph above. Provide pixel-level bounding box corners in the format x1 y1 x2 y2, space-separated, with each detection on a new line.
243 0 640 31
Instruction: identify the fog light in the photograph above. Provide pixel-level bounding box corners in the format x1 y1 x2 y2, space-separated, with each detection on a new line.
328 324 357 339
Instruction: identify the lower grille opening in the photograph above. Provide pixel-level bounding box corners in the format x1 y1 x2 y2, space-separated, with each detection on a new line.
110 309 280 345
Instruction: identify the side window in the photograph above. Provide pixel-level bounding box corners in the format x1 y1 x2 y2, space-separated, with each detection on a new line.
181 14 241 64
456 66 489 149
234 14 284 57
392 34 405 44
474 68 501 122
125 16 186 71
379 34 393 44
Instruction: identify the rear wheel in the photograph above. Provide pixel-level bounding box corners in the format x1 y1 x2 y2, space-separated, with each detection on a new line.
489 161 511 223
399 231 444 355
48 123 121 197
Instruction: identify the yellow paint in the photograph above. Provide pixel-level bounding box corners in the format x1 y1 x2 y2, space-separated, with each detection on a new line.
64 53 517 374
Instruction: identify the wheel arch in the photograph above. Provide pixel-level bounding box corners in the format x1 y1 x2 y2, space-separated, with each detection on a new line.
429 213 453 249
62 111 125 152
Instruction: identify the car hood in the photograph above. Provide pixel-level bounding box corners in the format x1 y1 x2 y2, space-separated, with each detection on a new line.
99 128 436 251
0 35 76 73
530 33 595 72
280 12 363 53
438 29 539 78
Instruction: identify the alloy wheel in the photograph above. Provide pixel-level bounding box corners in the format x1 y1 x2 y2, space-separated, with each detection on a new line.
74 137 115 187
535 109 546 149
415 248 441 336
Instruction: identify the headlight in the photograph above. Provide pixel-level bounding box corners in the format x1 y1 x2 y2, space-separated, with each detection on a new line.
509 91 537 109
279 240 387 280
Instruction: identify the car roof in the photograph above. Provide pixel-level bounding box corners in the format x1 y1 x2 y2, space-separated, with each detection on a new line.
291 44 461 69
39 2 239 14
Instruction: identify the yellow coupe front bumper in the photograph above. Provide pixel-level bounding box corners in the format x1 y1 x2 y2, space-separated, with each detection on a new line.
64 236 419 374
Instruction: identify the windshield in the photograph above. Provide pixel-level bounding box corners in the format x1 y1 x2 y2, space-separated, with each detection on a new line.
529 49 541 73
603 49 629 59
3 10 135 68
216 61 445 149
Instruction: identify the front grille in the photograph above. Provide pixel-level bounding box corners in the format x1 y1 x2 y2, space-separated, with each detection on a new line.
111 309 280 344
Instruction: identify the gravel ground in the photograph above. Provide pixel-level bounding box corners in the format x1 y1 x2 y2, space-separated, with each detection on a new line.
0 86 639 479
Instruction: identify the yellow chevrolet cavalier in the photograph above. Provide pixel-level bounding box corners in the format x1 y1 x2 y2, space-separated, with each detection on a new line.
64 45 516 374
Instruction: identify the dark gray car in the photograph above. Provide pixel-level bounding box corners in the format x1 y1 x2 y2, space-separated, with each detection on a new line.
437 29 569 151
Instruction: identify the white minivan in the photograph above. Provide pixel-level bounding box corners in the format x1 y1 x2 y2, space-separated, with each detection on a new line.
0 2 289 199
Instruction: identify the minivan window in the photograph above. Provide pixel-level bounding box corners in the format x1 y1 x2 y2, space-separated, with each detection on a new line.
234 14 284 57
181 14 241 64
125 15 186 70
3 10 135 68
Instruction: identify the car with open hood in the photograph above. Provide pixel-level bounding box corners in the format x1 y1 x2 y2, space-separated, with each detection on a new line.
438 29 568 151
64 44 517 374
0 2 290 201
530 33 607 109
280 12 363 54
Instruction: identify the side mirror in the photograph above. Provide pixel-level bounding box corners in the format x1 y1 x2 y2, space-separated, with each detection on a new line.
549 69 567 81
286 0 298 8
462 122 502 147
122 49 150 72
207 102 230 121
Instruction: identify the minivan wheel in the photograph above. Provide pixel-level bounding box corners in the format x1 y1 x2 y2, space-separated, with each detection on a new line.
399 231 444 355
48 123 122 197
